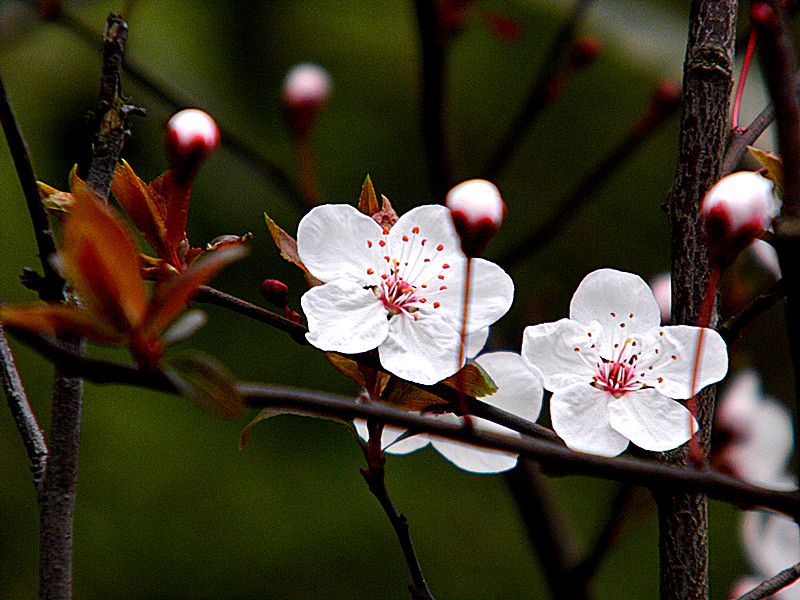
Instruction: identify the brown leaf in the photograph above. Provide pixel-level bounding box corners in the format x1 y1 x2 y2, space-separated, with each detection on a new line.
111 160 169 257
166 352 245 419
372 195 399 229
0 303 122 343
150 169 192 265
749 146 785 197
358 174 380 216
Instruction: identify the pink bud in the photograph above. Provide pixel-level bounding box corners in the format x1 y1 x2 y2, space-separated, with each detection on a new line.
282 62 332 138
261 279 290 310
701 171 776 267
648 272 672 325
445 179 505 257
165 109 220 181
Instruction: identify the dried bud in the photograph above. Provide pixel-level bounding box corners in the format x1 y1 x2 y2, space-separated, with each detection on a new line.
701 171 777 268
445 179 505 257
282 62 332 138
165 109 220 181
569 36 601 69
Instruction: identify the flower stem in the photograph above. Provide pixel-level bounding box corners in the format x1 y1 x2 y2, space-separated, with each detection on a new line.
456 258 474 424
731 28 759 132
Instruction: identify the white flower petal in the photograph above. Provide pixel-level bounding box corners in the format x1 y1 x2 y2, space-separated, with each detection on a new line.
570 268 661 335
475 352 543 422
521 319 601 391
378 312 462 384
464 327 490 358
353 419 430 454
301 280 389 353
549 384 630 456
431 432 519 473
388 204 462 254
297 204 382 284
741 510 800 590
608 388 696 452
637 325 728 399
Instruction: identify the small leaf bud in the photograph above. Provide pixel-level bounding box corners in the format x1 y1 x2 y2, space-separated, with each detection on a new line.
165 109 220 181
445 179 505 257
701 171 777 267
282 62 332 139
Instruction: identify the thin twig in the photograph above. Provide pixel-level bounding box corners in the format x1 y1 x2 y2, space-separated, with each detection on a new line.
0 323 48 492
734 560 800 600
481 0 595 181
497 81 679 269
413 0 452 200
719 277 788 343
362 421 435 600
0 74 64 302
54 9 306 213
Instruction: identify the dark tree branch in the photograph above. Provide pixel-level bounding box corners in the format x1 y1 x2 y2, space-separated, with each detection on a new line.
662 2 737 600
754 1 800 506
497 81 679 269
505 459 589 600
734 559 800 600
0 323 48 492
480 0 595 182
413 0 452 200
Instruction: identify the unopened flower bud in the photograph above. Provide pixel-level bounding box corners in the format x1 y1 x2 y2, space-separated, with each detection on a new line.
701 171 776 268
261 279 290 310
445 179 505 257
282 62 332 139
569 36 601 69
648 272 672 325
165 109 220 182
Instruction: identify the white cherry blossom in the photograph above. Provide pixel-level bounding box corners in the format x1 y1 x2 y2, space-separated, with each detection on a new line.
297 203 514 384
521 268 728 457
737 510 800 600
355 352 543 473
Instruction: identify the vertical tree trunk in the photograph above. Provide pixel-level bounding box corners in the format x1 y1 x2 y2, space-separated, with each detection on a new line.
660 1 737 599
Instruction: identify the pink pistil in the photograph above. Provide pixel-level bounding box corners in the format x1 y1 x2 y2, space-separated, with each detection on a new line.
593 339 641 398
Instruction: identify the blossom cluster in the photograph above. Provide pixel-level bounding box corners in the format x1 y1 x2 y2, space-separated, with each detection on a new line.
294 190 730 468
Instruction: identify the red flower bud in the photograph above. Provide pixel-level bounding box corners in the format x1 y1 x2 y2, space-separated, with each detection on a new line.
701 171 777 267
165 109 220 181
282 63 332 139
261 279 290 310
445 179 505 257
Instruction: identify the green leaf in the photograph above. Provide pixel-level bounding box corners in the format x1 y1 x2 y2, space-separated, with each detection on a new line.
749 146 784 197
165 352 245 419
358 174 380 216
442 360 498 398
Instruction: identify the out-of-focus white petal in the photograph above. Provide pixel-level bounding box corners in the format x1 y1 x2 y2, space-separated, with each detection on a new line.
608 388 695 452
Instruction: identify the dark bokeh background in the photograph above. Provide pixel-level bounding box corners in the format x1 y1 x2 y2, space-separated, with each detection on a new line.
0 1 792 598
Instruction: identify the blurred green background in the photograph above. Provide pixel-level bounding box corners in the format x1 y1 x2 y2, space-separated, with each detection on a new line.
0 1 793 598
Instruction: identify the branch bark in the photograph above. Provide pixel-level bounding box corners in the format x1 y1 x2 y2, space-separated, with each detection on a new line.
662 2 737 599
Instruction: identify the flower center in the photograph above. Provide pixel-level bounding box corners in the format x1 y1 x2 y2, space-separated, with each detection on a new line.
363 224 452 320
593 338 643 398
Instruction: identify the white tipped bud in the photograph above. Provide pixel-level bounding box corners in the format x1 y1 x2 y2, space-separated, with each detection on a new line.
445 179 505 257
648 272 672 325
748 239 781 280
701 172 777 267
282 62 332 137
165 109 220 180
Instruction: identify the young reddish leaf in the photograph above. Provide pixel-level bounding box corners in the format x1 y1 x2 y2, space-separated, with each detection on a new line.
264 213 306 269
149 170 192 265
62 190 149 333
144 244 247 337
372 195 399 229
166 352 245 419
111 160 168 256
0 303 122 343
358 174 380 216
749 146 785 197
